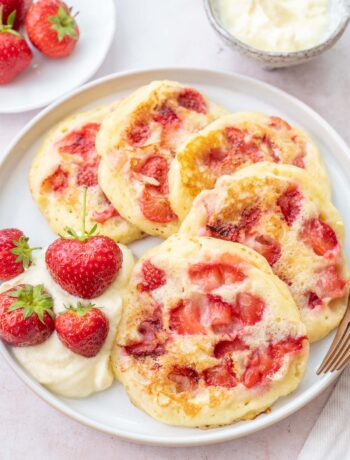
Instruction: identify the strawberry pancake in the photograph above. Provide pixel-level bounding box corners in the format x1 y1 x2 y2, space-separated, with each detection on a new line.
30 105 143 244
96 80 227 238
113 235 308 427
180 163 349 342
169 112 330 219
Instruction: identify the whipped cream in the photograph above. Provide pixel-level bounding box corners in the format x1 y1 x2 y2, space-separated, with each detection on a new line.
216 0 329 52
0 245 134 398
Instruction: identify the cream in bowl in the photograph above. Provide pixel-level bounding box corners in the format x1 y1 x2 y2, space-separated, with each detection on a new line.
205 0 350 67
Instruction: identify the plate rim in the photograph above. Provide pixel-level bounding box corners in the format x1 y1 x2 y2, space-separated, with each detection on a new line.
0 67 346 446
0 0 116 114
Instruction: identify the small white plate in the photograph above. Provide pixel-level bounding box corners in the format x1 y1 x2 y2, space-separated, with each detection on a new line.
0 68 348 446
0 0 116 113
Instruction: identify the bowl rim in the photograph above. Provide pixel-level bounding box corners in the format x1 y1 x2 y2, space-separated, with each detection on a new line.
204 0 350 58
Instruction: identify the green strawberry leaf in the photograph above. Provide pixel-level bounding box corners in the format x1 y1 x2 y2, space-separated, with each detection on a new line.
7 285 55 324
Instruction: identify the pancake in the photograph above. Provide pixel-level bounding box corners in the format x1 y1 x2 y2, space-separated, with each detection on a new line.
113 234 308 427
180 162 348 342
96 80 227 238
29 106 144 244
169 112 331 219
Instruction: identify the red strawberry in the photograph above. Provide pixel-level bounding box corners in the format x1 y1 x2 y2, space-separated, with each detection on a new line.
243 233 281 266
168 366 199 392
153 105 180 127
1 0 32 29
42 165 69 192
177 88 207 113
316 265 346 300
300 218 338 257
169 299 205 335
58 123 100 157
55 302 108 357
0 228 39 281
139 187 177 223
45 188 123 298
126 122 151 146
0 11 32 84
137 260 166 292
203 359 237 388
189 262 246 291
213 338 247 359
125 310 164 358
25 0 79 59
0 284 55 346
236 292 265 326
277 185 302 226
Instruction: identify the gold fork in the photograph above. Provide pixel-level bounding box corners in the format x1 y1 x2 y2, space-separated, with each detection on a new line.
317 295 350 374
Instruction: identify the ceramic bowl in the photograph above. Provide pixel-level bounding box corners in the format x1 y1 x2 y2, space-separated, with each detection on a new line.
204 0 350 68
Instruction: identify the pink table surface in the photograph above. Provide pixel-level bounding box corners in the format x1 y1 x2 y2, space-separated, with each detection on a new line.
0 1 349 458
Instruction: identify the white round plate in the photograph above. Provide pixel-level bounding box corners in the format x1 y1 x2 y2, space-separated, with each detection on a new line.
0 0 116 113
0 68 348 446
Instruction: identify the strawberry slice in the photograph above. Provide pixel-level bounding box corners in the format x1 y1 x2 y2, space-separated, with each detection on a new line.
214 338 247 358
307 291 323 309
292 154 305 169
42 166 69 192
138 155 169 194
168 366 199 392
92 204 119 224
137 260 166 292
206 221 239 242
243 233 281 266
239 207 262 232
243 337 305 388
203 147 228 166
76 158 99 187
188 262 246 291
243 348 274 388
203 359 238 388
224 127 246 148
177 88 207 113
269 116 292 130
153 105 180 127
139 188 177 223
169 299 205 335
236 292 265 325
300 218 338 257
125 315 165 358
126 122 151 146
206 294 236 333
58 123 100 157
316 265 347 300
277 185 302 226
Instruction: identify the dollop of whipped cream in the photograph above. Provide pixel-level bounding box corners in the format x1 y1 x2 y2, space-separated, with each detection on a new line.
0 245 134 398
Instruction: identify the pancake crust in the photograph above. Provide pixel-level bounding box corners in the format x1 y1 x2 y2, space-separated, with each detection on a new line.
180 163 349 342
113 234 308 427
96 80 228 238
30 106 144 244
169 112 331 219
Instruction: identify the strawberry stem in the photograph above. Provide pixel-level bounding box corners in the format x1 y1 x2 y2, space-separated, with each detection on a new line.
64 187 98 241
62 301 96 316
7 284 55 323
10 237 41 270
0 8 21 37
48 4 79 42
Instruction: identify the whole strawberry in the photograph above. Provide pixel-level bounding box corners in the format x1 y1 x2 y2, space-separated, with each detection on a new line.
0 228 40 281
0 284 55 346
46 188 123 299
25 0 79 59
55 302 109 357
0 0 32 29
0 10 32 84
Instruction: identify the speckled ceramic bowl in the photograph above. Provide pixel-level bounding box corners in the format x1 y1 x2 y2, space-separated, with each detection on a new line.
205 0 350 68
